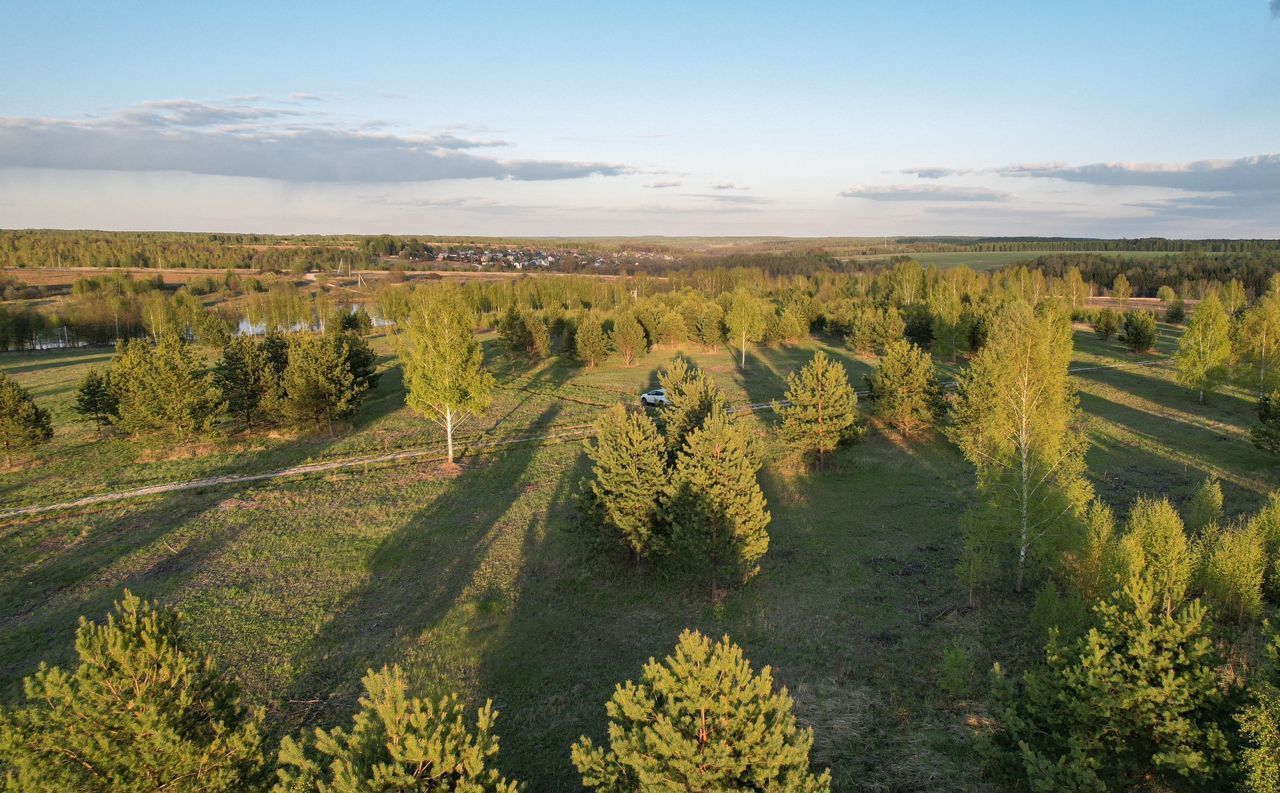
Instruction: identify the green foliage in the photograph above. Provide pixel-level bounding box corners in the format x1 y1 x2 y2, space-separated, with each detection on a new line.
282 331 378 434
72 367 118 429
401 290 494 463
938 643 975 698
662 408 770 594
772 350 862 465
1119 497 1194 618
0 370 53 463
1118 310 1157 353
0 592 265 792
497 306 550 359
582 405 667 559
948 302 1091 594
1158 285 1177 302
1255 392 1280 455
574 312 611 368
109 332 225 443
610 313 647 367
1176 293 1233 403
571 630 830 793
1200 523 1266 623
274 665 519 793
215 334 286 430
657 357 726 459
724 290 769 367
1059 499 1123 605
1166 299 1186 324
1112 272 1132 304
1239 294 1280 395
1240 632 1280 793
1186 476 1224 534
990 579 1233 792
1091 308 1119 341
866 339 940 437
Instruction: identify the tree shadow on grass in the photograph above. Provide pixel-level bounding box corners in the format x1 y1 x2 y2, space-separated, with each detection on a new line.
279 402 564 733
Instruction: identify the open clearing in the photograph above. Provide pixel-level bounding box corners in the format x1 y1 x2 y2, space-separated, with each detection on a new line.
2 323 1276 791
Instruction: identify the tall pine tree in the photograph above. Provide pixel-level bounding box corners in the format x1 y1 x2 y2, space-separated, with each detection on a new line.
662 407 770 595
582 405 668 560
72 368 118 430
771 350 862 465
657 357 726 460
866 339 940 437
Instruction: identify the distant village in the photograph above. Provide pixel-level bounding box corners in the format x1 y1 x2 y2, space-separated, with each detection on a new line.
394 245 679 272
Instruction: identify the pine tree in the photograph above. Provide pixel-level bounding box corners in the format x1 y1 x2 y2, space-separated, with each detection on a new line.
1254 391 1280 455
1092 308 1119 341
1119 310 1157 353
948 303 1092 593
281 331 377 436
692 300 724 348
0 592 266 792
662 408 770 595
657 357 726 460
214 335 280 431
725 290 768 367
72 368 118 430
772 350 862 465
401 291 494 465
872 305 905 353
110 333 225 443
1177 293 1233 404
991 579 1232 792
575 312 611 368
582 405 667 559
0 371 52 466
571 630 830 793
610 312 647 367
274 665 519 793
866 339 940 437
1119 497 1193 618
1199 523 1265 623
1185 476 1224 534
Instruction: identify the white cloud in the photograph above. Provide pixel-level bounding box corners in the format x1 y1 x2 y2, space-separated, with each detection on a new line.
839 184 1010 202
0 97 629 184
996 154 1280 193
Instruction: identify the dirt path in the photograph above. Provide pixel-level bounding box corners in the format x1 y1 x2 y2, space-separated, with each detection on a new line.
0 358 1165 522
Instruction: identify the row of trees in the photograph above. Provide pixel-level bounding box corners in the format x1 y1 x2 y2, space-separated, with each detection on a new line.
0 594 830 792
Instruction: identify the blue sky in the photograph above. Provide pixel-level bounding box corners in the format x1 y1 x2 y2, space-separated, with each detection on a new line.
2 1 1278 236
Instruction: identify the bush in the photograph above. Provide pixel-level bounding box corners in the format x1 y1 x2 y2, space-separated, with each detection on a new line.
1092 308 1120 340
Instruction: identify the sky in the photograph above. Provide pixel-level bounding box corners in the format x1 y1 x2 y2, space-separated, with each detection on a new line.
1 1 1278 237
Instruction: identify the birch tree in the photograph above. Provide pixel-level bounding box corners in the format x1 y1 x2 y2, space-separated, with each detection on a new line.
948 302 1092 593
1176 292 1232 404
401 289 494 465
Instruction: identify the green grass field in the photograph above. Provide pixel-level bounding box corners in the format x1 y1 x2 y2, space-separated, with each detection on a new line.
2 322 1277 791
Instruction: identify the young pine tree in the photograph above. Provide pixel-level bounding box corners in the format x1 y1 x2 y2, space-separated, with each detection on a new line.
991 578 1232 792
1254 391 1280 455
610 312 647 367
0 592 266 792
1092 308 1120 341
72 368 118 430
1199 523 1266 624
866 339 941 437
0 370 53 465
1185 476 1225 534
657 356 726 460
273 665 519 793
948 302 1091 593
281 331 377 436
1239 632 1280 793
110 332 225 443
1119 310 1157 354
575 312 611 369
662 408 770 596
214 335 280 431
1176 292 1233 404
571 630 830 793
400 290 494 465
1119 497 1194 618
772 350 862 465
582 405 668 560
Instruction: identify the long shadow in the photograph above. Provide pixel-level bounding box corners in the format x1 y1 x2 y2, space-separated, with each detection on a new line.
735 348 788 408
0 348 114 376
279 402 563 733
0 381 396 697
1073 362 1257 416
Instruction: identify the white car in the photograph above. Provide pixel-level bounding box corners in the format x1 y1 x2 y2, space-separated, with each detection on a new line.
640 388 669 407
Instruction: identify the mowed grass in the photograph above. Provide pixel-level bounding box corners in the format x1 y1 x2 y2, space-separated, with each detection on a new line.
2 322 1279 791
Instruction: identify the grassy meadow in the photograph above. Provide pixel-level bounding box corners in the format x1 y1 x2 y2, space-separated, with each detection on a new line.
2 320 1277 791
